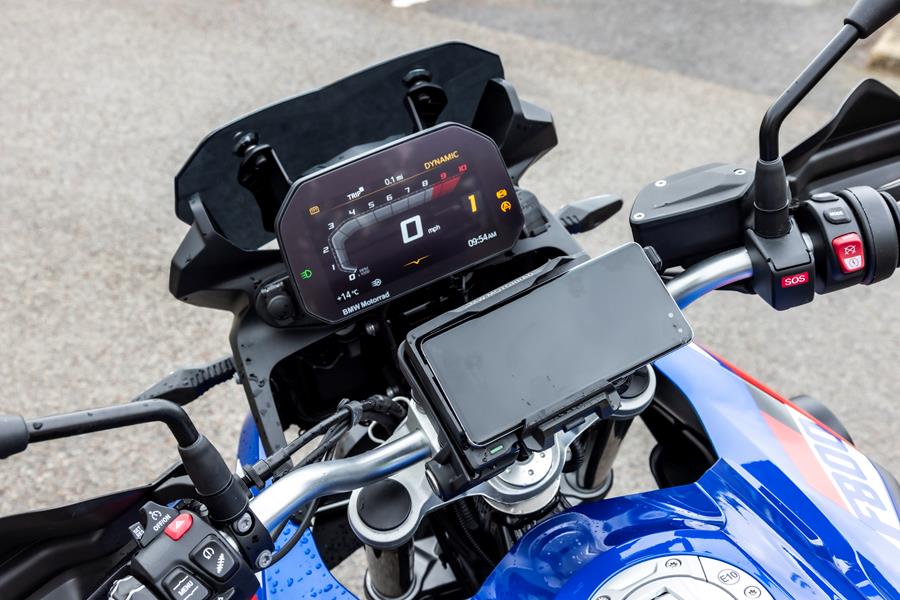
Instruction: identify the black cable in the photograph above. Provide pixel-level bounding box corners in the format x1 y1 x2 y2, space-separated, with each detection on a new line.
564 439 585 473
453 502 494 566
268 428 344 566
257 395 404 565
245 396 403 487
270 497 320 565
271 512 291 542
268 424 348 540
268 419 353 566
297 422 349 468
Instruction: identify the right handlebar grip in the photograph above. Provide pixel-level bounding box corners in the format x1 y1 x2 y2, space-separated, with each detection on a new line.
0 415 29 459
882 190 900 269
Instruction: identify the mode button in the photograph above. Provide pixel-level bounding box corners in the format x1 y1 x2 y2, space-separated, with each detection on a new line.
824 206 851 224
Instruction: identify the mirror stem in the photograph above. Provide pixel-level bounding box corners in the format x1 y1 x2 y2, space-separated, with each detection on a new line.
753 24 860 237
759 24 859 161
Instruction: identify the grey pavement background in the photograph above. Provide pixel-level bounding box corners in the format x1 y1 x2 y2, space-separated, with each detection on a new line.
0 0 898 595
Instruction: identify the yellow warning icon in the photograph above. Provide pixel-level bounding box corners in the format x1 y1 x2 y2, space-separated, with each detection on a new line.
309 205 320 216
500 200 513 213
496 189 508 199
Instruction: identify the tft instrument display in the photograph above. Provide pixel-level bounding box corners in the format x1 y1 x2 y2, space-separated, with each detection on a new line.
276 124 524 323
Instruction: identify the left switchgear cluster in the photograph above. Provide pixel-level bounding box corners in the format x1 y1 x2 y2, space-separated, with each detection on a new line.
107 502 258 600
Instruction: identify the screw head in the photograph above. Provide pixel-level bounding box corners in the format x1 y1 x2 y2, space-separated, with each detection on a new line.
233 512 253 535
665 558 682 568
256 549 273 569
654 179 667 187
633 212 646 221
734 168 747 175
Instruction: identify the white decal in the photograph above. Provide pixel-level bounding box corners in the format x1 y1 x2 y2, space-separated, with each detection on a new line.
789 409 900 550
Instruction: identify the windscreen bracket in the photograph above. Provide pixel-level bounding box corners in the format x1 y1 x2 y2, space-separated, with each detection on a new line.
235 131 293 232
403 68 448 132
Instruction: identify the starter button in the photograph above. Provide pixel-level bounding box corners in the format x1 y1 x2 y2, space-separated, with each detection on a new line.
831 233 866 274
190 535 237 581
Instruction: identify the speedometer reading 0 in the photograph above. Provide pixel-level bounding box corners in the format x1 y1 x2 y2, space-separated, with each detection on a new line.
276 124 524 323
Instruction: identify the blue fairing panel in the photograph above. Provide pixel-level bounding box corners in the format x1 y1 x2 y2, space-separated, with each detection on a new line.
476 345 900 599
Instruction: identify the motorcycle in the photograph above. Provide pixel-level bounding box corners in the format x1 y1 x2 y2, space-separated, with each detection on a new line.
2 0 899 598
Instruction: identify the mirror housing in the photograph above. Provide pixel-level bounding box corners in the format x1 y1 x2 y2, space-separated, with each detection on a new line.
845 0 900 38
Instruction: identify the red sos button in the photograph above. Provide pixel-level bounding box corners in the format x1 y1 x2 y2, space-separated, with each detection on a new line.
781 271 810 288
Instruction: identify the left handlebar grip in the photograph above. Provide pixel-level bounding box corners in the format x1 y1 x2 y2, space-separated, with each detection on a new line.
0 415 28 458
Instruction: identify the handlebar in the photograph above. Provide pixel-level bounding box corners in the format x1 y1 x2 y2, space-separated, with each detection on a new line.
665 248 753 308
666 187 900 310
248 430 432 534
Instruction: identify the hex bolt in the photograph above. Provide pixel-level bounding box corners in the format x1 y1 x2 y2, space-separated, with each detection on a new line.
256 549 273 569
233 512 253 535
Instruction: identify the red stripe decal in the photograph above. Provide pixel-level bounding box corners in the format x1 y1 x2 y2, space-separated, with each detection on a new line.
703 347 851 444
761 412 847 510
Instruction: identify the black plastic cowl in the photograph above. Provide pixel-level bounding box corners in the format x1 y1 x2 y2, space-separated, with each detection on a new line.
845 0 900 38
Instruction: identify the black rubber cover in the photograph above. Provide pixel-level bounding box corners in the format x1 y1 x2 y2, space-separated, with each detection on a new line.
883 191 900 267
178 435 250 523
845 0 900 38
0 415 28 459
753 158 791 238
842 186 899 284
357 479 412 532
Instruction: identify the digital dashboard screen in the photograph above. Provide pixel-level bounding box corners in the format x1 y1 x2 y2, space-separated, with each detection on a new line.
277 124 524 323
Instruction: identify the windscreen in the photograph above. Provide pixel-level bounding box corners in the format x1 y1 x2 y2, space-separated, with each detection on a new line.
175 43 504 250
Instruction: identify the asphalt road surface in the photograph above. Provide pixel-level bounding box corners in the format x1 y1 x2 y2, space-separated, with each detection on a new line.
1 0 898 596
